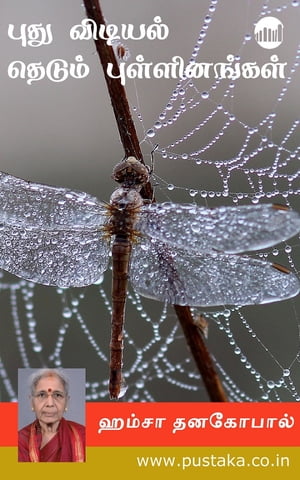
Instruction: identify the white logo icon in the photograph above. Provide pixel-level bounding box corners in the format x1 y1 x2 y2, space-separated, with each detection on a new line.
254 17 283 49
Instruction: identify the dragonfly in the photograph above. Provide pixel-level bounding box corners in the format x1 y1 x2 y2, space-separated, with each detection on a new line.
1 157 300 398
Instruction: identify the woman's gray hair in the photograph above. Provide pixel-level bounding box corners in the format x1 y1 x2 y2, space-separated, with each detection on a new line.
29 368 70 397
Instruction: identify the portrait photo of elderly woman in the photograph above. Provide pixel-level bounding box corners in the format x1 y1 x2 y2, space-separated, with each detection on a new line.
18 368 85 462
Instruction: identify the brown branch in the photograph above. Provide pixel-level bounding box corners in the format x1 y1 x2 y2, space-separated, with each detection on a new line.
83 1 139 158
83 0 153 200
83 0 227 402
174 306 227 401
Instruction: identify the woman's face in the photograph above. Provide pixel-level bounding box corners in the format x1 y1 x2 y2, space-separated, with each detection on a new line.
31 375 68 425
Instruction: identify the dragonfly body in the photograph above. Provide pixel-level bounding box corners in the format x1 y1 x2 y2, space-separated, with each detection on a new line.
106 158 149 398
0 159 300 399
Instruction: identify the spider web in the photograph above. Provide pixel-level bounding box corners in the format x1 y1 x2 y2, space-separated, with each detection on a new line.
0 0 300 402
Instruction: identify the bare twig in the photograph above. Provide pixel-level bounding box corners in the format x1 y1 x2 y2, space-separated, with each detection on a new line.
83 0 153 200
83 0 227 401
174 306 227 401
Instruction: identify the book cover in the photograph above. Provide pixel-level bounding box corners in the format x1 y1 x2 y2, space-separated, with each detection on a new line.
0 0 299 477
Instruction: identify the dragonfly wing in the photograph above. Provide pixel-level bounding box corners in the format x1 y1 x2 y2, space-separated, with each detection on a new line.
137 203 300 254
0 172 110 286
0 225 109 287
130 238 300 306
0 171 106 228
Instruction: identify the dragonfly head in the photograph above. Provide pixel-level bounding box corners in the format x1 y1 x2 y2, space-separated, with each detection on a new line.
112 157 150 188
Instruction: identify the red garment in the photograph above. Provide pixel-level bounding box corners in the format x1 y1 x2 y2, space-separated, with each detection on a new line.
18 417 85 462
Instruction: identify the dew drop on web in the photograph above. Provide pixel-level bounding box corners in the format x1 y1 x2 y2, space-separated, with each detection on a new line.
146 128 155 138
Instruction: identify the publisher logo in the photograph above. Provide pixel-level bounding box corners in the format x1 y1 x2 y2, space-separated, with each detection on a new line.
254 17 283 49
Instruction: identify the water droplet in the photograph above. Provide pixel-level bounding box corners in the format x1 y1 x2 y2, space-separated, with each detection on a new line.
62 307 72 319
282 369 290 377
117 379 128 399
33 343 42 352
136 380 145 389
267 380 275 389
189 189 198 197
167 184 175 191
146 129 155 138
285 245 292 253
94 275 104 285
201 91 209 99
191 221 200 233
